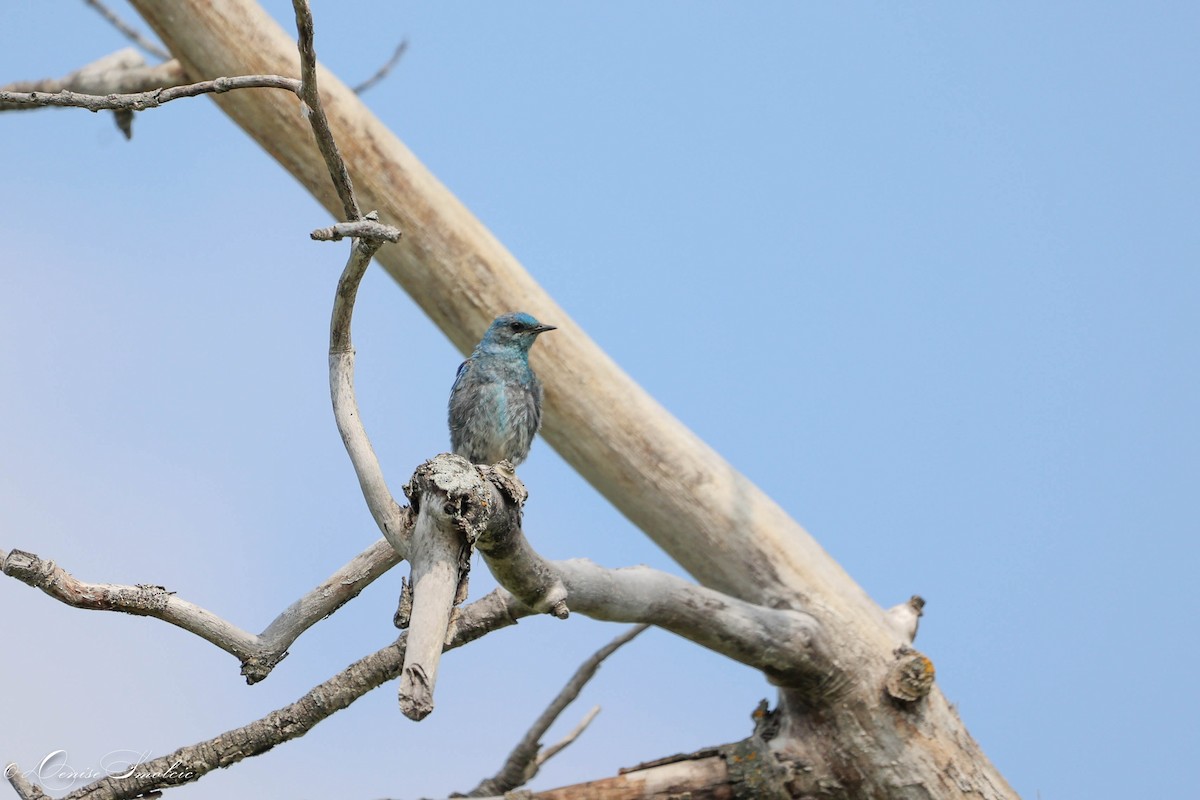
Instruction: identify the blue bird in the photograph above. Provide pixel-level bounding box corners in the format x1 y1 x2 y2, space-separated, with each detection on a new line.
448 312 556 466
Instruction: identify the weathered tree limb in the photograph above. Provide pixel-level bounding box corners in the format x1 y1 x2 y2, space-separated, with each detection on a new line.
395 499 467 720
0 540 403 684
3 589 533 800
465 625 646 797
410 455 825 689
81 0 171 61
449 737 788 800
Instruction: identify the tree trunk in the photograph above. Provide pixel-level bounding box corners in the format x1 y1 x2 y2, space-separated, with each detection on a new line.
123 1 1020 796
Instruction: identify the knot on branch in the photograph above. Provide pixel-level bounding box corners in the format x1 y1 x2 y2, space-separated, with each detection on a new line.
404 453 496 545
2 549 54 586
241 650 290 685
886 646 936 703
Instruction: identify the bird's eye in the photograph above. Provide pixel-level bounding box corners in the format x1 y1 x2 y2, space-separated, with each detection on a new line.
509 321 523 331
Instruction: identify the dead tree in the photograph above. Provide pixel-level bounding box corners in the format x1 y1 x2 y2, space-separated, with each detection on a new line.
1 1 1018 797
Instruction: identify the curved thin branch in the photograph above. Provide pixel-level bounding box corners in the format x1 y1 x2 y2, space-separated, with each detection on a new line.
82 0 171 61
328 236 408 552
0 49 188 112
3 589 531 800
0 539 405 684
0 74 299 113
466 625 647 796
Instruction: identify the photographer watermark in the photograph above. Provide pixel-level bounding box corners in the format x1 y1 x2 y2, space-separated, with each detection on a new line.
5 750 196 792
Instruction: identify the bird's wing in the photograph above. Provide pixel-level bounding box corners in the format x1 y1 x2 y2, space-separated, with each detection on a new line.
450 359 471 392
448 359 474 435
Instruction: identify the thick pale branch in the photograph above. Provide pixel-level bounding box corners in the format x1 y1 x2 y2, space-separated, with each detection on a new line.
0 539 404 684
396 502 467 720
3 589 531 800
466 625 646 797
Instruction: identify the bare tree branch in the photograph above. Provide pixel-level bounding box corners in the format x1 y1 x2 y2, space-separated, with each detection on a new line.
82 0 171 61
466 625 647 796
311 218 402 242
290 0 360 221
0 539 404 684
0 73 299 113
410 455 828 691
537 706 600 769
3 589 532 800
0 49 186 112
352 39 408 95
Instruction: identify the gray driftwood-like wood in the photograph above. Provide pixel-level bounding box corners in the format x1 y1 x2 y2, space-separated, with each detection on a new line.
2 0 1021 796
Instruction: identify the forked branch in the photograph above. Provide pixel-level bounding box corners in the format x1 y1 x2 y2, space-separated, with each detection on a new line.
3 590 533 800
0 540 405 684
464 625 648 797
410 455 831 693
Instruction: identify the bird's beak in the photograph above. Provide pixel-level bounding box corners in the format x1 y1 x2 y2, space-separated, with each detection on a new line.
532 324 557 334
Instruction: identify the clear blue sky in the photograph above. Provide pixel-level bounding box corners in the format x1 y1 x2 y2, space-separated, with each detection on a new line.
2 2 1197 798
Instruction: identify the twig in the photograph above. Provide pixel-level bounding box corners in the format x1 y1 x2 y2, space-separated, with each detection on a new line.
0 74 300 113
311 218 402 243
465 625 647 796
291 0 360 221
82 0 171 61
538 705 601 767
0 538 406 684
0 49 187 112
352 39 408 95
3 589 532 800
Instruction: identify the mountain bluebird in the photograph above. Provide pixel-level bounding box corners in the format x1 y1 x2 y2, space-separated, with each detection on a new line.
448 312 556 465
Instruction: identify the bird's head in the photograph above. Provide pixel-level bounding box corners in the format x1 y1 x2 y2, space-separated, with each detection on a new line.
477 312 556 354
